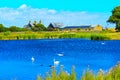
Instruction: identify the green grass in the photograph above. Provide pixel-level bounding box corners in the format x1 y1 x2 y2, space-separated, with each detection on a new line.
36 63 120 80
0 31 120 40
90 34 110 40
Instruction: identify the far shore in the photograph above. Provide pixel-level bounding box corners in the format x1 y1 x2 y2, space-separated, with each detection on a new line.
0 31 120 40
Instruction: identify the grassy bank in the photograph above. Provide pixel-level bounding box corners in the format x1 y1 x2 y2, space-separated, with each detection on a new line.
0 31 119 40
36 63 120 80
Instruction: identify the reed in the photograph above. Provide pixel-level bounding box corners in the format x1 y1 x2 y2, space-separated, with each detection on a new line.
36 62 120 80
90 34 110 40
36 66 76 80
0 31 119 40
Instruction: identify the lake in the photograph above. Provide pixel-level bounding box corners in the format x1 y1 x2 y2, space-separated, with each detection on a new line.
0 39 120 80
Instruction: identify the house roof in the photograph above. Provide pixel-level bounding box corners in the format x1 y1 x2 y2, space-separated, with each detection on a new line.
49 23 63 28
64 25 91 29
24 23 32 28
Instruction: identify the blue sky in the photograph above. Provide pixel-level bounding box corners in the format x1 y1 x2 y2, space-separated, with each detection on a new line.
0 0 120 27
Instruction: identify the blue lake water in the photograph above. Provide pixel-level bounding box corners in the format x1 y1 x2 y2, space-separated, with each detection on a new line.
0 39 120 80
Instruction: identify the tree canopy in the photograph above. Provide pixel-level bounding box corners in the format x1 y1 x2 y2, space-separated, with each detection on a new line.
107 6 120 31
9 26 28 32
0 24 8 32
31 20 46 31
0 20 47 32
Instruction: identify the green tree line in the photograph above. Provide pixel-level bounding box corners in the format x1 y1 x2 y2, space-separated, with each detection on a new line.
0 24 28 32
0 20 48 32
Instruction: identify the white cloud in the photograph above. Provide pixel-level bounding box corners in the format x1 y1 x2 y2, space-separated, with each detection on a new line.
18 4 27 9
0 4 113 28
48 9 57 14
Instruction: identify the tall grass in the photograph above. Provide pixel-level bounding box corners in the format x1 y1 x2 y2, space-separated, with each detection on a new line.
0 31 117 40
81 62 120 80
90 34 110 40
36 63 120 80
36 66 76 80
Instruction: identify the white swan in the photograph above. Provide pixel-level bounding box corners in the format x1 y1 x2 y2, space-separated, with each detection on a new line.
101 42 105 45
57 53 64 57
54 58 59 66
31 57 35 62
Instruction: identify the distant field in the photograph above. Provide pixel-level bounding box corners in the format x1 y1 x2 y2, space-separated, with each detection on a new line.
0 31 119 40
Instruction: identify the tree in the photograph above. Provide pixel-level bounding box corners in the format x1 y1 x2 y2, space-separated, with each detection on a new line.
0 24 6 32
32 20 46 31
9 26 17 32
33 20 37 26
35 23 46 31
9 26 25 32
107 6 120 31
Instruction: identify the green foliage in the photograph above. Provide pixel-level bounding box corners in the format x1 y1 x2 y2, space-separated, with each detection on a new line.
0 35 2 39
8 26 27 32
16 36 20 40
81 68 95 80
1 61 120 80
70 66 76 80
0 24 7 32
59 33 76 38
36 66 76 80
33 20 37 26
96 70 104 80
51 67 57 80
0 23 29 32
4 31 10 36
22 35 27 39
9 26 18 32
116 21 120 31
35 62 120 80
0 31 114 40
90 34 110 40
58 65 70 80
81 63 120 80
104 74 112 80
107 6 120 31
107 6 120 23
32 23 46 31
109 63 120 80
36 23 46 31
31 20 46 31
15 34 37 40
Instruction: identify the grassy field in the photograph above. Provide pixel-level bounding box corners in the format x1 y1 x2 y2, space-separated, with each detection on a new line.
104 32 120 40
36 63 120 80
0 31 119 40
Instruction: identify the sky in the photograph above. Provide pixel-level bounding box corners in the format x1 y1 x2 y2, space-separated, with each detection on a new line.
0 0 120 28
